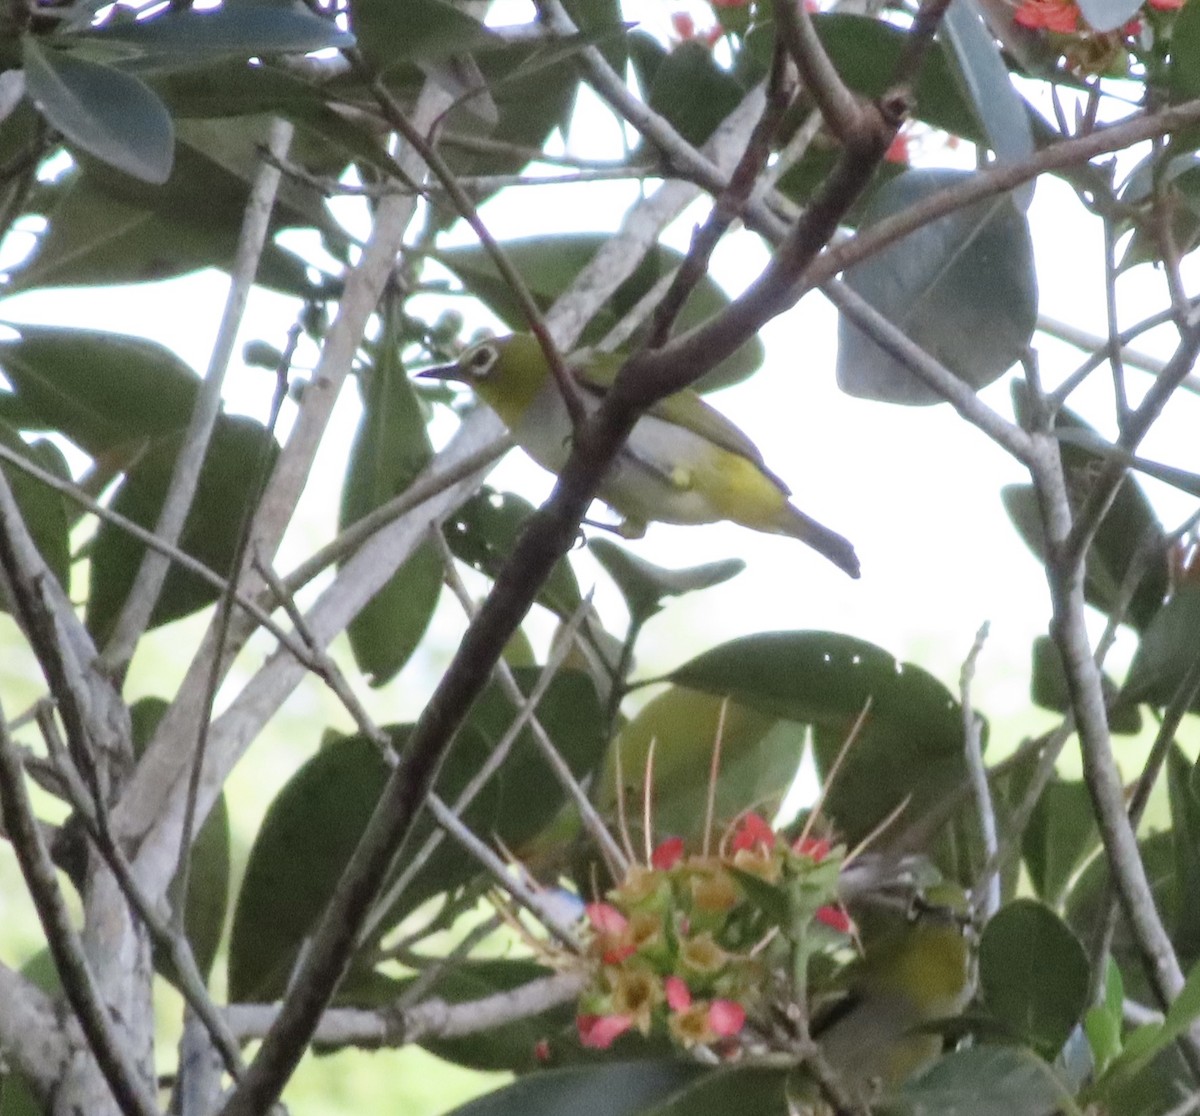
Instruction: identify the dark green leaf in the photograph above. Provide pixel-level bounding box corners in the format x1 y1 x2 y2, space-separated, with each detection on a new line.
1171 0 1200 103
443 1061 706 1116
0 323 199 455
22 35 173 184
230 671 604 998
1168 745 1200 960
437 235 765 392
669 632 970 850
594 687 800 849
884 1044 1074 1116
85 414 278 642
644 1065 789 1116
940 2 1034 207
727 866 791 928
589 537 743 623
350 0 496 67
340 342 441 686
89 5 353 68
838 169 1038 405
1030 635 1140 734
1084 960 1124 1076
1001 478 1167 635
399 959 574 1071
1121 585 1200 709
979 898 1090 1058
1021 775 1099 908
0 427 70 594
645 39 743 149
445 488 582 621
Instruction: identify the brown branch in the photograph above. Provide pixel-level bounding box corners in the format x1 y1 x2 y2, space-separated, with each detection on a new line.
773 0 863 140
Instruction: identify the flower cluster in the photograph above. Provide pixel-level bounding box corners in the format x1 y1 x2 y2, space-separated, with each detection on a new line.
575 814 851 1053
1012 0 1185 75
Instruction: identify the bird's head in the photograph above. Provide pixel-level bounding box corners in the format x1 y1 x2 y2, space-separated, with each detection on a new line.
417 334 549 428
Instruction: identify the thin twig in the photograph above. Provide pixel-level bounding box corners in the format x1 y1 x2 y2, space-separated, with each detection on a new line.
960 622 998 919
772 0 862 140
100 117 295 675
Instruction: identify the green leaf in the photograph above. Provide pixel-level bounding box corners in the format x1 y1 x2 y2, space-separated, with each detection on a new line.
939 1 1034 207
838 169 1038 405
644 1065 789 1116
979 899 1090 1058
1171 0 1200 103
0 427 70 594
589 537 743 624
339 341 442 686
230 670 604 998
22 35 173 184
437 236 765 392
1168 745 1200 960
399 959 574 1071
644 39 743 149
443 1061 706 1116
1084 960 1124 1076
1064 831 1179 1007
0 323 199 455
1021 775 1099 908
726 866 792 929
85 414 278 643
1030 635 1140 734
350 0 497 67
1101 955 1200 1088
595 686 801 849
445 488 583 621
884 1044 1077 1116
669 632 971 851
88 5 353 68
1121 585 1200 709
1001 446 1167 633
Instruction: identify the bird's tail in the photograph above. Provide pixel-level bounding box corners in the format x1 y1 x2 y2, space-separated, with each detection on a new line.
781 503 861 578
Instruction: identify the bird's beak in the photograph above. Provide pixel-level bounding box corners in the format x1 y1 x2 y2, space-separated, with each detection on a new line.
414 362 462 383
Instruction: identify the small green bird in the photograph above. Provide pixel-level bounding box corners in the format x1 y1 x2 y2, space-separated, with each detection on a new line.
810 887 973 1106
418 334 860 577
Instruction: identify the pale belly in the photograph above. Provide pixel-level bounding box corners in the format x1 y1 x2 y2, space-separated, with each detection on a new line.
510 391 778 527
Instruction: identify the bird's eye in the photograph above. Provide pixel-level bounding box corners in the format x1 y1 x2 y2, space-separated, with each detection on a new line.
466 344 497 377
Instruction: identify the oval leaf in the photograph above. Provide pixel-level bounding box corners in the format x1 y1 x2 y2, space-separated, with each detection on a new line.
979 898 1090 1057
22 36 173 184
1121 585 1200 710
838 168 1037 405
589 537 743 623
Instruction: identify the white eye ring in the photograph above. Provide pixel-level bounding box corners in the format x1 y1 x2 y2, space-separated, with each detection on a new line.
465 343 498 378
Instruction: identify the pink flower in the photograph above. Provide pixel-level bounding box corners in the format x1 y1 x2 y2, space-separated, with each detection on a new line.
670 12 696 40
664 975 692 1012
792 836 831 861
577 1013 634 1049
815 905 852 934
708 999 746 1036
652 836 685 870
1147 0 1183 9
884 133 911 165
731 813 775 853
585 902 636 964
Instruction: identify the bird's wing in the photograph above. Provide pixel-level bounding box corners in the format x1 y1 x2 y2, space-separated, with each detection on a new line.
572 355 792 494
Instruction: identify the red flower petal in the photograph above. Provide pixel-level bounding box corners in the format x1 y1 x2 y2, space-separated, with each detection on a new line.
731 812 775 852
585 902 628 935
577 1013 634 1049
707 999 746 1036
664 975 692 1012
792 836 831 861
816 905 852 934
652 836 685 870
670 12 696 39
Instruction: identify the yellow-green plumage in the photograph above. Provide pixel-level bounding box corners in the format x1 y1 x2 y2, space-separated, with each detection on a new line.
419 334 860 577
